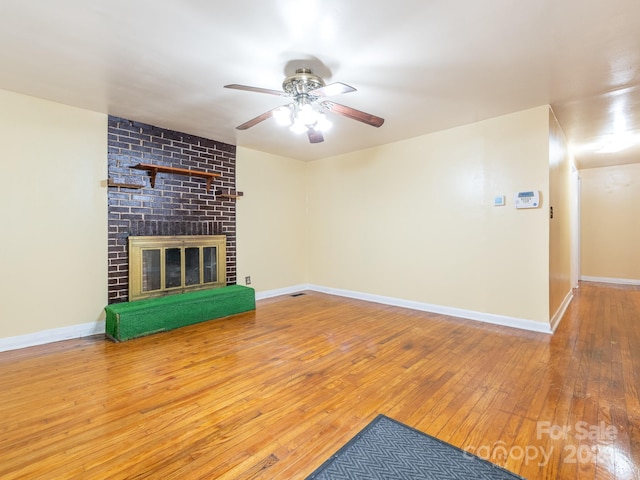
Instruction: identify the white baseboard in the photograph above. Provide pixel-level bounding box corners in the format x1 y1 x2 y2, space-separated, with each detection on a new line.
255 284 312 301
550 289 574 333
0 321 105 353
3 282 558 352
581 275 640 286
303 284 553 334
0 285 311 352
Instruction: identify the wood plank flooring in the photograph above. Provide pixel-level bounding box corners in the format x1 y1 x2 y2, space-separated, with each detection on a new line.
0 281 638 479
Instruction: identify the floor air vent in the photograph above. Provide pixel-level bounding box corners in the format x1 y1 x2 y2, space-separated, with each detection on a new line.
290 292 306 297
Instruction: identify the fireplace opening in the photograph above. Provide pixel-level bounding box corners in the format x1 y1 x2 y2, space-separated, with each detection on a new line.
129 235 227 301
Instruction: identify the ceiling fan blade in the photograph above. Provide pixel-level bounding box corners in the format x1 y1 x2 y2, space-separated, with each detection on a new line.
307 128 324 143
322 101 385 128
224 84 285 96
236 109 276 130
311 82 356 97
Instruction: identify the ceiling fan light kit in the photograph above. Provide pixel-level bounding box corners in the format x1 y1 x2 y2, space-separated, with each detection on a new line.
225 67 384 144
273 102 333 133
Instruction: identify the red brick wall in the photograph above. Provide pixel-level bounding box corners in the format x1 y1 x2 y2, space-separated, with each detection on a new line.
108 116 237 303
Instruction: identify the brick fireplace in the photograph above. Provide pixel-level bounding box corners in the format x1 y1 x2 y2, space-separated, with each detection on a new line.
107 116 237 304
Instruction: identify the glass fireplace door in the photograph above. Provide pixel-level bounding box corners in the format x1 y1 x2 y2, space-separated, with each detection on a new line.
141 249 161 293
165 248 182 289
185 247 201 286
203 246 217 284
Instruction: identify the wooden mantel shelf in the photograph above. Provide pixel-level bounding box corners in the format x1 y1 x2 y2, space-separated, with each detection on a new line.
216 189 244 200
107 179 145 189
132 163 221 192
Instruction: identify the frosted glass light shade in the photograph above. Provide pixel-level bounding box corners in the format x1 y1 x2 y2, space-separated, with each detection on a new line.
273 105 293 126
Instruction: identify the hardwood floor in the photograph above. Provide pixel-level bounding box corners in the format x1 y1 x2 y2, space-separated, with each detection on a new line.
0 282 638 479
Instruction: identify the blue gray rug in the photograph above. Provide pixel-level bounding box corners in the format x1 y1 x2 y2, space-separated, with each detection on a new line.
306 414 525 479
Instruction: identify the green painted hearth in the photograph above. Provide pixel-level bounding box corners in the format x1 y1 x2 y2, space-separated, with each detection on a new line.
105 285 255 341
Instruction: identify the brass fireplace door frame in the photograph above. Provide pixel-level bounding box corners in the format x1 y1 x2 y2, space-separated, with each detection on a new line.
128 235 226 301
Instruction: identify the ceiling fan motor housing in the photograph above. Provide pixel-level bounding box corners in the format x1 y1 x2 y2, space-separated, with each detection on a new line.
282 68 325 97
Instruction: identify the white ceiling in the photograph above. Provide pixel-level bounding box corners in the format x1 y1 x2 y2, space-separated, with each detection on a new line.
1 0 639 168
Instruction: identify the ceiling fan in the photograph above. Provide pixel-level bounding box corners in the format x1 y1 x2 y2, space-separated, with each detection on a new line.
224 68 384 144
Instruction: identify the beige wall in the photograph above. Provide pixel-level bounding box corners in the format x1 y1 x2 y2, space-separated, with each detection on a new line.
236 147 308 293
581 163 640 282
548 110 573 318
307 106 551 323
0 89 108 338
2 95 563 343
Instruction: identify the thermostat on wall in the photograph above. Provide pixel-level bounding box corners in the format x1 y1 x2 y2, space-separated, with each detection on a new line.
515 191 540 209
